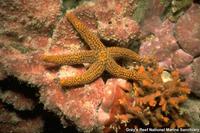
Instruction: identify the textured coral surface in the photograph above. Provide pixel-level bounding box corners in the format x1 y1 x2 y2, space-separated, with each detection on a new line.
139 2 200 97
0 101 44 133
0 0 199 132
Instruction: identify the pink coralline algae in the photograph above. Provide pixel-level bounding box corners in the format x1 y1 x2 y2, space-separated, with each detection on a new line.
40 75 105 132
66 0 140 47
0 89 36 111
175 4 200 57
0 0 141 132
0 0 197 132
97 78 132 125
95 0 140 46
0 101 44 133
139 3 200 97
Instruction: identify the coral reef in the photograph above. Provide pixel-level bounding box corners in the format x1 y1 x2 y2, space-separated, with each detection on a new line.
0 0 197 132
190 58 200 97
0 77 37 111
0 90 36 111
0 67 7 80
77 0 140 47
175 4 200 57
0 101 44 133
103 67 190 132
139 2 200 97
181 97 200 128
160 0 193 22
39 72 105 132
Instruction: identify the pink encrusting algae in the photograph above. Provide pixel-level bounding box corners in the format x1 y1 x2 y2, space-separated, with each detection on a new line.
0 0 198 132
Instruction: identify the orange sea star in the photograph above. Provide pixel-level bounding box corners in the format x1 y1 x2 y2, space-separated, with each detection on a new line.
42 12 155 87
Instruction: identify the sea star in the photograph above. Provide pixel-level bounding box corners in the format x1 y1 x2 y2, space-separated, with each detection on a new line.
42 12 155 87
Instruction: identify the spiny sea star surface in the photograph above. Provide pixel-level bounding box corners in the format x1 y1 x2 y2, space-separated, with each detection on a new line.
42 13 155 87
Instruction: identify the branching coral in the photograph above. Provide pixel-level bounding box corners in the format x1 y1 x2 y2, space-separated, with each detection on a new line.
103 67 190 132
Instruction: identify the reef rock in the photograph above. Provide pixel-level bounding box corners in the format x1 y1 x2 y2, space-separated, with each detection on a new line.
140 19 178 70
172 49 193 69
175 4 200 57
72 0 140 47
190 57 200 97
181 98 200 128
0 0 195 132
0 101 44 133
139 3 200 97
0 0 141 132
0 77 37 111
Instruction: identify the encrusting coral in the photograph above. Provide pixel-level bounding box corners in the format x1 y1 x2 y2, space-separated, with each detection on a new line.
42 12 155 87
0 77 37 111
103 67 190 132
0 0 193 132
139 1 200 97
0 101 44 133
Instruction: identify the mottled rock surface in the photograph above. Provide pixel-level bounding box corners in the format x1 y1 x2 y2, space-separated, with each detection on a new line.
140 19 178 70
0 90 36 111
139 3 200 97
175 4 200 57
190 58 200 96
0 0 141 132
172 49 193 68
0 101 44 133
181 98 200 129
0 0 199 132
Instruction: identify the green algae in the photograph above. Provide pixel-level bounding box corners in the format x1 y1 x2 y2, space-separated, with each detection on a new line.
10 43 35 54
160 0 193 22
132 0 150 23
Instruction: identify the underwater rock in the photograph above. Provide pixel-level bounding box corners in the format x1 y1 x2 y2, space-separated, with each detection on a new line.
0 76 37 111
160 0 193 22
0 101 44 133
98 16 139 46
0 89 36 111
181 98 200 129
0 0 196 132
95 0 139 46
175 4 200 57
172 49 193 68
190 57 200 97
0 0 61 32
140 3 200 97
40 68 105 132
0 67 7 80
0 0 61 50
139 0 165 23
66 0 140 47
140 19 178 69
98 78 132 125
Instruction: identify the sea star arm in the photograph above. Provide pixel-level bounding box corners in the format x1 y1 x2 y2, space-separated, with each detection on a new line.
66 13 105 50
41 50 97 65
60 61 105 87
108 47 153 65
106 58 146 81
